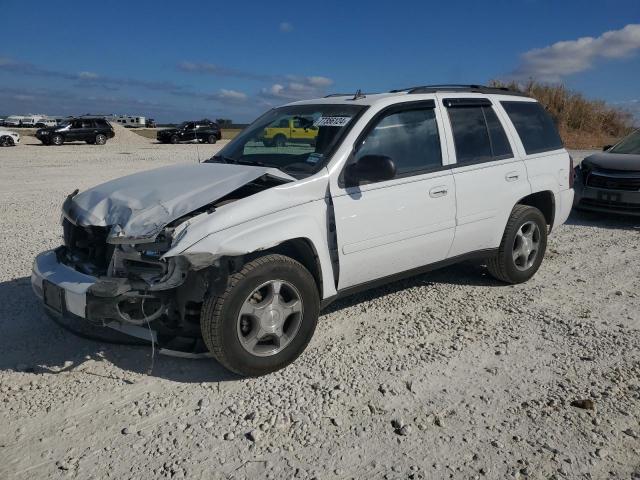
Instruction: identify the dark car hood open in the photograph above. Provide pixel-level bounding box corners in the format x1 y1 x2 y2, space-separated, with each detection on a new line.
62 163 294 243
582 152 640 172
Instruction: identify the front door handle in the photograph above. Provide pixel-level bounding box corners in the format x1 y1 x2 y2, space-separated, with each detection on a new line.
429 186 448 198
505 172 520 182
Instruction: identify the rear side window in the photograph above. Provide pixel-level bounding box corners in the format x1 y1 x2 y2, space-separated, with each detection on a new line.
501 101 563 154
356 106 442 177
447 104 513 164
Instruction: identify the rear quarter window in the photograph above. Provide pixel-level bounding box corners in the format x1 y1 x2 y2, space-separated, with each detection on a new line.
501 101 563 154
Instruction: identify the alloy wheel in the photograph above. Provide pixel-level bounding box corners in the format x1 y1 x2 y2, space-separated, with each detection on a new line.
236 280 303 357
512 220 540 271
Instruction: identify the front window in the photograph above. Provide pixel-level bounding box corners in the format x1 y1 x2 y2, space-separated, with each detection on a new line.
206 104 367 178
609 130 640 154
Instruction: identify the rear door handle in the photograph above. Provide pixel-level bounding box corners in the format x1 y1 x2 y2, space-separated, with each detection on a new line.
505 172 520 182
429 186 448 198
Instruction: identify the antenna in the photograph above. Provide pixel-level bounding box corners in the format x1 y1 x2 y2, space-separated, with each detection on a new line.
352 89 366 100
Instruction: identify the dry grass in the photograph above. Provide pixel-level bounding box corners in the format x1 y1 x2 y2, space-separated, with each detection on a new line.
490 79 635 149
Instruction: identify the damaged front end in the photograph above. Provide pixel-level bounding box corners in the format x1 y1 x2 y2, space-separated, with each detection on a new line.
33 163 294 355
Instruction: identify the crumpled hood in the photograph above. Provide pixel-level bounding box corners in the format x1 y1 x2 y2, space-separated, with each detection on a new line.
582 152 640 172
63 163 294 243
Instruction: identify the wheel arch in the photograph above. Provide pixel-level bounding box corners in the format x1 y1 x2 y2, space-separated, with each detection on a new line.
517 190 555 231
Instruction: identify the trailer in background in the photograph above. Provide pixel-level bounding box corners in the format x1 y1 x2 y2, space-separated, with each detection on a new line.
108 115 146 128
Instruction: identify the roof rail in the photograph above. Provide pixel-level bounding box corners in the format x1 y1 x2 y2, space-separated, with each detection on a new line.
389 84 526 96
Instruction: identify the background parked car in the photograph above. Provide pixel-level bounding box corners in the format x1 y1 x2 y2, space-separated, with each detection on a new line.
36 117 115 145
156 119 221 144
261 116 318 147
0 128 20 147
34 119 58 128
574 128 640 216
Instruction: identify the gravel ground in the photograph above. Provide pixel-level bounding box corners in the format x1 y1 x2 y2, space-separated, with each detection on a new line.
0 143 638 480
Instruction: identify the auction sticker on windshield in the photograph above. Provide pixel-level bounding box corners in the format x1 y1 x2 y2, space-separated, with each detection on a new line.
314 116 351 127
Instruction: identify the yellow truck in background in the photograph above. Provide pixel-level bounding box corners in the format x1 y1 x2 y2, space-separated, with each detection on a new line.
261 116 318 147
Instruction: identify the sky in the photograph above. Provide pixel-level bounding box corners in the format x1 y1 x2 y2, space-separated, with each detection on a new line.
1 0 639 123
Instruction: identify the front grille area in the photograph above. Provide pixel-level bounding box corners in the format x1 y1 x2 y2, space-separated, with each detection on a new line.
62 218 114 275
586 171 640 191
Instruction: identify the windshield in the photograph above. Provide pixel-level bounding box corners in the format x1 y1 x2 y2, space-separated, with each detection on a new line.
609 129 640 154
206 104 367 177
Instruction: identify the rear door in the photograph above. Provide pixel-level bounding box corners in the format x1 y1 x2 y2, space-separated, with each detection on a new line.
439 95 531 257
331 100 456 289
499 100 569 212
80 119 96 141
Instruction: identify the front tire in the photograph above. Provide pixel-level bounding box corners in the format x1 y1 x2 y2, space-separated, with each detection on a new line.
170 135 179 144
200 254 320 376
487 205 547 284
0 136 14 147
51 134 64 146
207 135 217 144
95 134 107 145
273 134 287 148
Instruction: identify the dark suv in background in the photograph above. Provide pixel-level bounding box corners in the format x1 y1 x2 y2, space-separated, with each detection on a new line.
157 119 221 144
36 117 115 145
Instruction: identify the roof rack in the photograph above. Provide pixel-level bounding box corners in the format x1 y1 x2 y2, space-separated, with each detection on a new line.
389 84 526 96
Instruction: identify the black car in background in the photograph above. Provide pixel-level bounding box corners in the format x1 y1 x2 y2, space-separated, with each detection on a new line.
574 129 640 216
157 119 221 144
36 117 115 145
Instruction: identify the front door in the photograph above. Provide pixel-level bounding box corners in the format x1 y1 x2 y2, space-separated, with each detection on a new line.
66 119 85 141
331 101 456 290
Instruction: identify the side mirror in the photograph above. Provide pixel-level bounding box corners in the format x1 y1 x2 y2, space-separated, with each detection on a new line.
602 145 613 151
345 155 396 187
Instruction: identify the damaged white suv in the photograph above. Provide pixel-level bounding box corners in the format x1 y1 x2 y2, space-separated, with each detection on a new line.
32 85 574 376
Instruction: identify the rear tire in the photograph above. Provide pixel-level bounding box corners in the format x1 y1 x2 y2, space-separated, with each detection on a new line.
200 254 320 376
207 135 217 144
170 135 179 144
487 205 547 284
0 136 14 147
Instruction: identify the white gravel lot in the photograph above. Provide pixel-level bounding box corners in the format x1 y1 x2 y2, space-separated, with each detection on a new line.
0 139 638 480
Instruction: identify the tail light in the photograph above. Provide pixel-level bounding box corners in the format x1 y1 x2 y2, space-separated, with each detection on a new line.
569 155 575 188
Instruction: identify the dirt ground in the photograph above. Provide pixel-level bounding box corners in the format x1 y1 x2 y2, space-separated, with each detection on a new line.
0 139 638 480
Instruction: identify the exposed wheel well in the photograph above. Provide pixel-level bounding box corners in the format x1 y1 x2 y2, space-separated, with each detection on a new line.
266 238 323 298
518 191 555 230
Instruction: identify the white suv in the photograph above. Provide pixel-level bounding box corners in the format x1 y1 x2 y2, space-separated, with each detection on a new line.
32 85 574 376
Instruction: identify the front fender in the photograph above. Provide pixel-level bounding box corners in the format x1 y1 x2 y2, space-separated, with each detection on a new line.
165 199 337 298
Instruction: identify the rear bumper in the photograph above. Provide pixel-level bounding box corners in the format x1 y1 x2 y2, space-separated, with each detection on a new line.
554 188 574 228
